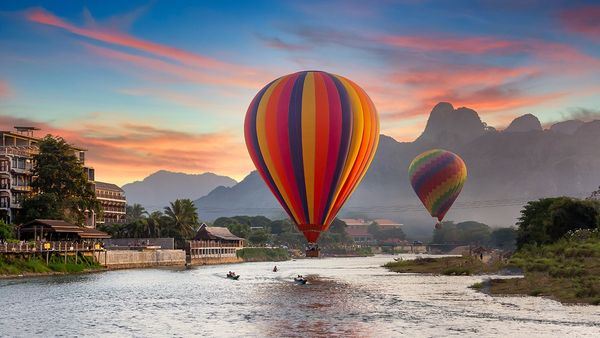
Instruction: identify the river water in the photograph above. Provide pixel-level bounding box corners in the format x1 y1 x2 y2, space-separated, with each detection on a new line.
0 255 598 337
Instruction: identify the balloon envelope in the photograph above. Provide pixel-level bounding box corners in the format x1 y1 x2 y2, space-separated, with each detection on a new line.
408 149 467 222
244 71 379 243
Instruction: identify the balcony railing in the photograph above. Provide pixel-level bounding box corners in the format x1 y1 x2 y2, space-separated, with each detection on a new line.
96 193 126 201
0 241 104 253
0 146 38 157
0 183 9 190
11 185 32 192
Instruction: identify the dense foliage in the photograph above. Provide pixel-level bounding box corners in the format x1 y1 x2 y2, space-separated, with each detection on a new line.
516 197 600 248
18 136 98 225
99 199 200 243
0 220 16 240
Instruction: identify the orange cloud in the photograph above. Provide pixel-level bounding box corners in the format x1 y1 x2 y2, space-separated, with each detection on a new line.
0 115 252 186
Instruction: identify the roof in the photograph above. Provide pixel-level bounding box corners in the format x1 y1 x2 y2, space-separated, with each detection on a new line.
20 219 111 239
78 227 112 239
194 224 243 241
95 181 124 192
340 218 368 226
373 219 402 226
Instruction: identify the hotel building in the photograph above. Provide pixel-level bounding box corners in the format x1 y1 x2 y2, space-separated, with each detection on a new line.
0 127 124 226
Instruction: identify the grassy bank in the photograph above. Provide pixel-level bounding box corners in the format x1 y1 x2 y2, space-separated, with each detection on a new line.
0 254 103 277
384 256 506 276
472 236 600 305
384 236 600 305
236 247 289 262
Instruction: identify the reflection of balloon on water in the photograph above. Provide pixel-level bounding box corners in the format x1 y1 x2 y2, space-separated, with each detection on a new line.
408 149 467 227
244 70 379 245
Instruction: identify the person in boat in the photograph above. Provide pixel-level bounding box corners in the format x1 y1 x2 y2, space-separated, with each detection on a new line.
273 266 278 272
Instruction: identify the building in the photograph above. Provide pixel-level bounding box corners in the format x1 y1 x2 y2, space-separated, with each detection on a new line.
340 218 404 244
194 223 244 247
0 126 123 227
19 219 111 241
94 181 127 226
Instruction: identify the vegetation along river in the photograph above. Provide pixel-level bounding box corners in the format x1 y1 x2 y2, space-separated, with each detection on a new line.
0 255 598 337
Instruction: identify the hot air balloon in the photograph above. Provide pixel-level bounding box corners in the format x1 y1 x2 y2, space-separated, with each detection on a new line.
408 149 467 228
244 71 379 256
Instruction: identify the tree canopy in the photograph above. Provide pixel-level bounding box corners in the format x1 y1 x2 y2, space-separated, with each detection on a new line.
432 221 491 245
19 135 98 225
516 197 599 248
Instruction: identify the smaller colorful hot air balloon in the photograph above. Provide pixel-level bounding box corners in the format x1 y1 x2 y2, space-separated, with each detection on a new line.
408 149 467 227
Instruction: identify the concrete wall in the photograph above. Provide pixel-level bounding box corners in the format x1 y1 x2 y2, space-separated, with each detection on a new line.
97 250 185 269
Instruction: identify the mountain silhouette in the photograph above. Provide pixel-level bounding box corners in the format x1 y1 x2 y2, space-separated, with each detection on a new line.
194 103 600 237
122 170 236 211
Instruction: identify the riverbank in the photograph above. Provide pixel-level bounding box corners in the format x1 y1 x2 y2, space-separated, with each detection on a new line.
384 237 600 305
0 254 104 278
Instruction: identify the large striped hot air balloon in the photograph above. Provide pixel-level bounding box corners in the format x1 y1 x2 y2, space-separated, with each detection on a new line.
408 149 467 226
244 71 379 250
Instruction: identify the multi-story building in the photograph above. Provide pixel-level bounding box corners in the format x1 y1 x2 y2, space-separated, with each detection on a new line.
94 181 127 226
0 127 122 227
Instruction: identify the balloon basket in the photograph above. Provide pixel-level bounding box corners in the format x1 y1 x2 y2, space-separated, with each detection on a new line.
305 248 320 257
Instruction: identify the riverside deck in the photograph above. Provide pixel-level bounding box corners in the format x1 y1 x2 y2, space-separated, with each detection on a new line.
0 241 104 253
186 240 243 265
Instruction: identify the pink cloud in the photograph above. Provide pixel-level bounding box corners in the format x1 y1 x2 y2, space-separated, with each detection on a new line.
559 5 600 40
26 8 245 72
379 35 524 54
85 44 263 88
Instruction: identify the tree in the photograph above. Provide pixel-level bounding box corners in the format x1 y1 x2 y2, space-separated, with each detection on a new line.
126 204 148 222
19 135 98 224
0 220 15 240
433 221 490 245
516 197 599 248
490 227 517 250
248 228 270 245
163 199 199 240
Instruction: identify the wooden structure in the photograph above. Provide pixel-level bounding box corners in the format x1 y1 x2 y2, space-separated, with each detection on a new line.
18 219 111 241
193 224 244 247
187 224 244 263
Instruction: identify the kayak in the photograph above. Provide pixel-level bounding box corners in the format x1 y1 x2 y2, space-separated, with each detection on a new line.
227 274 240 280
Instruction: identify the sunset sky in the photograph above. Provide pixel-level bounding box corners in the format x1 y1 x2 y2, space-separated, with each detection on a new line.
0 1 599 185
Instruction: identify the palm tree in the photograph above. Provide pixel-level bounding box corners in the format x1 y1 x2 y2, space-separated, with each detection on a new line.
163 199 199 240
126 203 148 222
146 211 164 238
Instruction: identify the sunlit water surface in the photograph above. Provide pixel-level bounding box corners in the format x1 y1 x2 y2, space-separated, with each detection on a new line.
0 255 599 337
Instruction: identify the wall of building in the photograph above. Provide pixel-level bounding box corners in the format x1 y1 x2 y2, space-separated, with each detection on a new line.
96 249 185 269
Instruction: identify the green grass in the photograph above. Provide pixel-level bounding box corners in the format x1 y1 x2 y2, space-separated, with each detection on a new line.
384 256 503 275
470 235 600 305
236 248 289 262
0 254 102 276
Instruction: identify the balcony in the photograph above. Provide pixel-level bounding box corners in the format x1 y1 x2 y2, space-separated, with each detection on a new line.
10 166 33 174
10 202 21 209
0 183 9 190
11 185 32 192
0 202 8 209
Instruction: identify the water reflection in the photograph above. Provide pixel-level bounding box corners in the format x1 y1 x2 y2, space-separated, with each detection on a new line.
0 255 598 337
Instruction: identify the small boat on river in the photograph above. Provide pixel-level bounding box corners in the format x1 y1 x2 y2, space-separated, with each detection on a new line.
227 272 240 280
294 276 307 285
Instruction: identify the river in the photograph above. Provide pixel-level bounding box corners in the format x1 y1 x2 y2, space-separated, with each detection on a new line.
0 255 598 337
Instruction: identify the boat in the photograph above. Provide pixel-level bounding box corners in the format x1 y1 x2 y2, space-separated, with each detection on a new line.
226 273 240 280
294 277 307 285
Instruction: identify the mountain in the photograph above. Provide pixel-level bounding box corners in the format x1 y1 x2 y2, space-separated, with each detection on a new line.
549 120 584 135
122 170 237 211
194 103 600 235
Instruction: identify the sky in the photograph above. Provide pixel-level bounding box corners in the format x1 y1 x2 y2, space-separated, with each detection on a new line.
0 0 599 185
